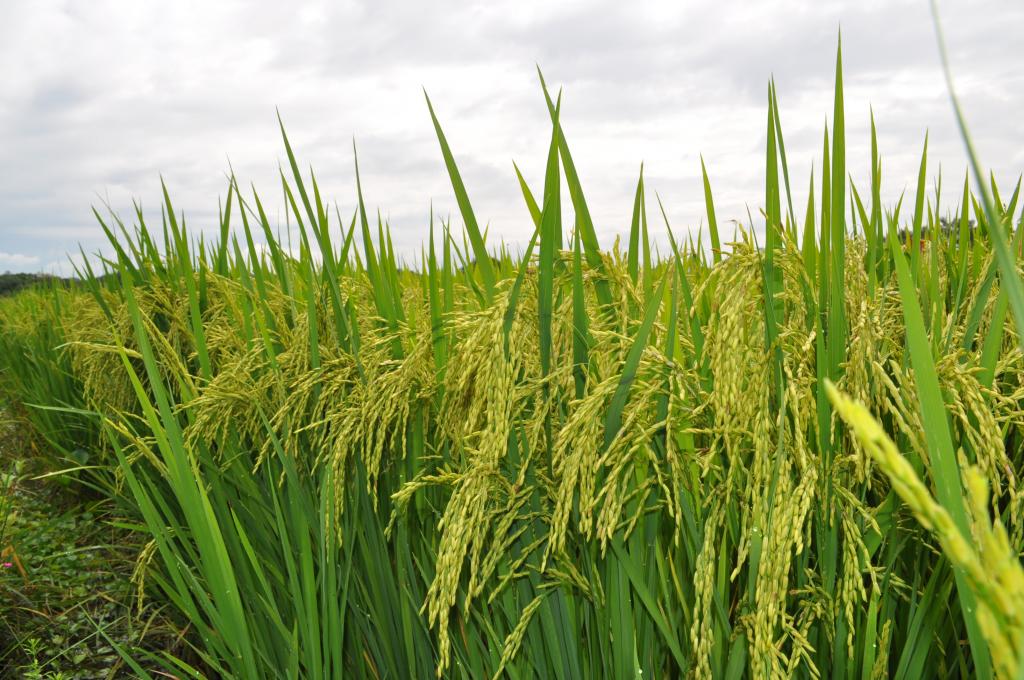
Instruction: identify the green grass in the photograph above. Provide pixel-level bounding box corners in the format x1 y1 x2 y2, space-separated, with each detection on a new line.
0 404 183 678
1 37 1023 679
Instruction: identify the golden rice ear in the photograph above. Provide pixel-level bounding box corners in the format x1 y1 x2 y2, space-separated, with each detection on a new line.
828 382 1024 676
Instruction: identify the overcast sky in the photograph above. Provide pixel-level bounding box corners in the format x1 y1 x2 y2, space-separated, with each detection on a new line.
1 0 1022 274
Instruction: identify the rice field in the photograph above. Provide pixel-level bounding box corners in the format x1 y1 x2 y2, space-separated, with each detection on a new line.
2 42 1024 678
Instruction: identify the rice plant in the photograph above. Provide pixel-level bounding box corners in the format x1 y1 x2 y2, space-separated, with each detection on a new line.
1 37 1023 679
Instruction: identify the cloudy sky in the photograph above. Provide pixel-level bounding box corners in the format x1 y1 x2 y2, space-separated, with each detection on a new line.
1 0 1022 274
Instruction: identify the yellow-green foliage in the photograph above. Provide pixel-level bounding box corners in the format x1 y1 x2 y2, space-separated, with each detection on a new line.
1 44 1023 679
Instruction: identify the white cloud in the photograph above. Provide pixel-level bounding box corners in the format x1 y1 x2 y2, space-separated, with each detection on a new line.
0 251 41 271
0 0 1022 270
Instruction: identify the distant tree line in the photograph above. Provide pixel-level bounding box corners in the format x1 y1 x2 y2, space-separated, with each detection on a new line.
0 272 66 297
896 217 978 248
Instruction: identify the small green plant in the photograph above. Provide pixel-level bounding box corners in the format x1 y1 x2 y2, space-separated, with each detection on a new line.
18 637 69 680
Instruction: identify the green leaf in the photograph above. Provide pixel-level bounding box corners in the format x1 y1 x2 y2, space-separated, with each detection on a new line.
424 91 496 301
888 224 992 678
